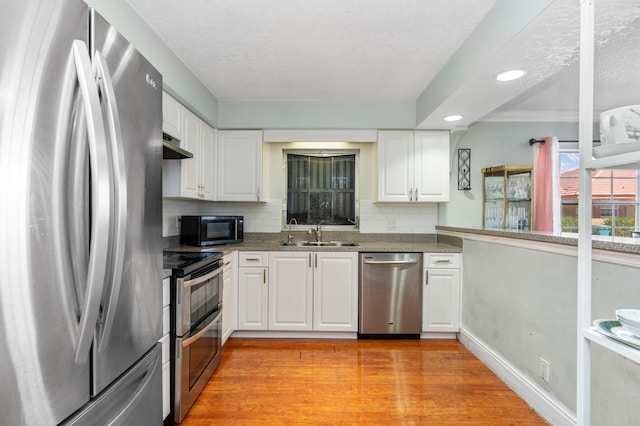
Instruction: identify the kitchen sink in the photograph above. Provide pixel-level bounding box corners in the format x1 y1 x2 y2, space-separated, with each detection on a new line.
280 241 359 247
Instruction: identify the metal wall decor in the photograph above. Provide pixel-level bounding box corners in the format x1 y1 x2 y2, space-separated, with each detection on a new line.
458 148 471 190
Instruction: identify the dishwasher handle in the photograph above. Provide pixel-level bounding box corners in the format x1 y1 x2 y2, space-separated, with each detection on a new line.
363 259 419 265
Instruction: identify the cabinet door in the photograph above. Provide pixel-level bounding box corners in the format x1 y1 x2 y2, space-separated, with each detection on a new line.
199 124 216 201
377 130 414 202
160 277 170 420
180 109 201 199
422 268 460 332
313 252 358 331
221 252 235 344
268 252 312 331
162 92 182 140
414 131 450 202
237 267 268 330
217 130 263 201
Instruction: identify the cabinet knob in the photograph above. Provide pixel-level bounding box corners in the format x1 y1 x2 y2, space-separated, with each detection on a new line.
425 271 429 285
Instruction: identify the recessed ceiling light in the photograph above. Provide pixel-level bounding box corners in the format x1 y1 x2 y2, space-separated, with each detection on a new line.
444 115 463 122
496 69 527 82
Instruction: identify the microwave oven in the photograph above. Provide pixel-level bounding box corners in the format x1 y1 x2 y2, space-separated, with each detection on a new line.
180 215 244 246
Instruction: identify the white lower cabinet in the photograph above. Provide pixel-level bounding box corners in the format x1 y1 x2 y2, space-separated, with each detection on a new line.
221 251 236 345
422 253 461 333
268 252 313 330
237 252 269 330
313 252 358 332
160 277 171 421
237 251 358 332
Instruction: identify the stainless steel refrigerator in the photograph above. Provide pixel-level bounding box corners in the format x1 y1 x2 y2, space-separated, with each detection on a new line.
0 0 163 424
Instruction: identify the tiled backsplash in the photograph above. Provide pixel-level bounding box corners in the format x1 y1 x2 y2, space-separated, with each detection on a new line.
163 199 438 236
358 200 437 233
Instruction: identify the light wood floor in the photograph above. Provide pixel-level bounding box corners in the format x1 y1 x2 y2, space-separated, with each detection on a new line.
182 338 547 425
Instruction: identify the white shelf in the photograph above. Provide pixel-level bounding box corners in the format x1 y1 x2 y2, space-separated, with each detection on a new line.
584 150 640 170
584 328 640 365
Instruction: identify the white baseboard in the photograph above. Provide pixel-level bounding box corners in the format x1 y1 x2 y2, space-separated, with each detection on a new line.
458 328 576 426
420 332 457 339
231 331 357 339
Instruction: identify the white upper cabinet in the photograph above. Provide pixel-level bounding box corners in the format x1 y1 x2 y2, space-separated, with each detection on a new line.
217 130 263 201
179 109 201 199
413 131 450 202
162 92 182 140
199 123 216 201
162 92 216 200
378 130 450 202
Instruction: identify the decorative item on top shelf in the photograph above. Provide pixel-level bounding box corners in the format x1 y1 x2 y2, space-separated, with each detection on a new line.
458 148 471 190
482 165 533 230
594 105 640 159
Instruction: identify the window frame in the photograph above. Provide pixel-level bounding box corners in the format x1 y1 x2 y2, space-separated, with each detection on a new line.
282 149 360 231
558 141 640 236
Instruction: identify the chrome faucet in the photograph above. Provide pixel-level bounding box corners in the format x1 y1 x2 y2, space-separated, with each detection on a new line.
307 221 323 242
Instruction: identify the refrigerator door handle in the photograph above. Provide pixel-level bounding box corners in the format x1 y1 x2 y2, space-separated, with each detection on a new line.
93 51 128 353
72 40 112 363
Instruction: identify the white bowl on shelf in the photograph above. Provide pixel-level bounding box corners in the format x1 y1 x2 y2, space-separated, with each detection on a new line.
616 308 640 324
616 309 640 337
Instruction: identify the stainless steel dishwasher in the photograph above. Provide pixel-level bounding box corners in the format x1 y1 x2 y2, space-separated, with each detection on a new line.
359 253 422 337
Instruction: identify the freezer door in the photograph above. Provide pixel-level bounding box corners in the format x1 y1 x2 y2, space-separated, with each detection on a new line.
90 9 163 395
0 1 95 424
62 344 163 426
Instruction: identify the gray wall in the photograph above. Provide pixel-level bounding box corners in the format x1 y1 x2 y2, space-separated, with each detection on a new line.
440 121 580 227
462 239 640 424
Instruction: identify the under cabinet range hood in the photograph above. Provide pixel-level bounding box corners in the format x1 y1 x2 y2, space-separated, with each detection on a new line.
163 132 193 159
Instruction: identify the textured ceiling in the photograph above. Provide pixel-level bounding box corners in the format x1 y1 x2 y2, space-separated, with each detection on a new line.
127 0 498 100
485 0 640 122
127 0 640 126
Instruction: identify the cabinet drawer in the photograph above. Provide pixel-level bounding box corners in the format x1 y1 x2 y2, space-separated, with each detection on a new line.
239 251 268 267
159 333 170 364
223 252 234 271
162 277 170 307
424 253 460 268
163 305 170 335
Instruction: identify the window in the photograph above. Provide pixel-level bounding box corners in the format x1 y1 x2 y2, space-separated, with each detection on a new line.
285 151 358 228
559 144 639 236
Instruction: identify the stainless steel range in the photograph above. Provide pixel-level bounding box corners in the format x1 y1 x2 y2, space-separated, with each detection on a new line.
164 251 223 423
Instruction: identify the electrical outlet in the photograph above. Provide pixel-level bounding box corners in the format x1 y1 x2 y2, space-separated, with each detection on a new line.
386 220 397 231
539 357 550 382
175 217 181 229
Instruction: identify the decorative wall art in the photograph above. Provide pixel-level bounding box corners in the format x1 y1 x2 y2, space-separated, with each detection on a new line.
458 148 471 190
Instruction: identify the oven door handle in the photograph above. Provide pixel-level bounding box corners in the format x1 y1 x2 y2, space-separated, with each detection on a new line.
182 310 222 348
183 266 222 289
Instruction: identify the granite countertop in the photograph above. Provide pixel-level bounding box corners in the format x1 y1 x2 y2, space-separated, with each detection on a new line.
164 232 463 255
165 240 461 254
436 225 640 255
